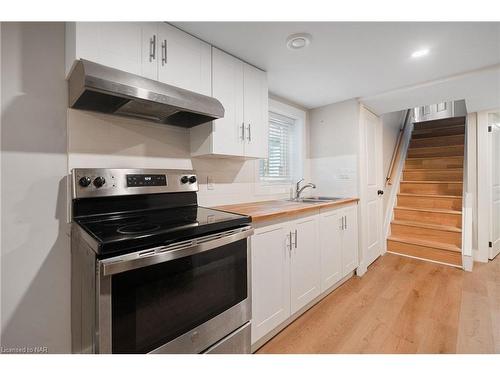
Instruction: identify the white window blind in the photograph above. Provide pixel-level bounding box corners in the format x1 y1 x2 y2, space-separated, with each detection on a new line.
259 112 295 183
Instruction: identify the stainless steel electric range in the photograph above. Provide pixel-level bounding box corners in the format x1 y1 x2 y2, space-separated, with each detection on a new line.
70 168 253 354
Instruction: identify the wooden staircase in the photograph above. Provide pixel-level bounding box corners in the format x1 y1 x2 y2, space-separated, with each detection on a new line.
387 116 465 267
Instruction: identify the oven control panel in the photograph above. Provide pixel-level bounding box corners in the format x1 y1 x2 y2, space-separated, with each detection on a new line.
72 168 198 199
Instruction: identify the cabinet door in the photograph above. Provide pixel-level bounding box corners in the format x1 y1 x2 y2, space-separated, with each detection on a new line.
211 48 245 156
319 210 343 293
251 224 291 344
73 22 144 76
341 205 359 277
140 23 159 80
290 215 321 314
157 23 211 95
243 63 268 158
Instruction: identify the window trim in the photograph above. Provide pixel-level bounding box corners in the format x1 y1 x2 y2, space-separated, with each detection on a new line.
254 98 307 196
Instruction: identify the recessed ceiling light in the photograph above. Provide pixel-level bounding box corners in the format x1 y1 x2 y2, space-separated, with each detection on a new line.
411 48 430 58
286 33 312 50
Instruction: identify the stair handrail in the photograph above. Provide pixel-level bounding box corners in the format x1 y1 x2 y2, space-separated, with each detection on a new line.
386 109 412 186
461 115 473 271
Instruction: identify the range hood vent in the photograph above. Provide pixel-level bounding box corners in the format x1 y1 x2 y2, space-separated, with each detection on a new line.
68 59 224 127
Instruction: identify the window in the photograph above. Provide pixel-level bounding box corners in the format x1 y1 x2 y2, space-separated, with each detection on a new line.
259 112 296 183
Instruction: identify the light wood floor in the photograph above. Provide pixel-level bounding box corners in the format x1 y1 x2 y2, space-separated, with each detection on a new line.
256 253 500 354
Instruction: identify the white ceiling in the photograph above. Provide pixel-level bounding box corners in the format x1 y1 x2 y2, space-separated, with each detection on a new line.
174 22 500 109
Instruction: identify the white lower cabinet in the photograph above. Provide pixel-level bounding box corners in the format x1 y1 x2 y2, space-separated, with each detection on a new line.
251 223 290 343
290 215 321 314
251 203 358 346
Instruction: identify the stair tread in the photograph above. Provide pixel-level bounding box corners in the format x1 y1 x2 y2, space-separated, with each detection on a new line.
395 206 462 215
400 180 463 184
398 193 462 199
413 124 465 132
392 219 462 232
411 134 465 140
387 236 461 253
403 168 463 172
408 144 464 150
406 155 463 160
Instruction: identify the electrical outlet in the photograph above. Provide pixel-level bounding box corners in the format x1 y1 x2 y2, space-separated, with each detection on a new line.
207 176 215 190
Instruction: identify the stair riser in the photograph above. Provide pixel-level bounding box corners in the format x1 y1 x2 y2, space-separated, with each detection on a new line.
394 209 462 228
387 240 462 266
403 170 463 181
407 145 464 158
410 135 464 148
397 195 462 210
400 182 463 195
412 125 465 139
405 157 463 169
413 117 465 131
391 223 462 247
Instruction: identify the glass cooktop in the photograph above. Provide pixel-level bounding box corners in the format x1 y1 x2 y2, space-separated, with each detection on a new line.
75 206 250 257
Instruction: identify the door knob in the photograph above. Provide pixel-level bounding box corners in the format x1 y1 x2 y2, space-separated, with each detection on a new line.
377 190 384 196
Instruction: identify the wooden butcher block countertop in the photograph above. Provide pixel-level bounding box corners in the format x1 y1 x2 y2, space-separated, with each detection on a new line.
215 198 359 223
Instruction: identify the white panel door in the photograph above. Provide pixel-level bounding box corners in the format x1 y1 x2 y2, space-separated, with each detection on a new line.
75 22 144 76
341 205 359 276
360 107 384 268
243 63 268 158
290 215 321 314
319 210 342 293
157 23 211 95
490 112 500 259
211 48 245 156
251 224 291 344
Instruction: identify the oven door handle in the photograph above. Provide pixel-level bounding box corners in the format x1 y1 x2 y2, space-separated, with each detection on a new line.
100 226 254 276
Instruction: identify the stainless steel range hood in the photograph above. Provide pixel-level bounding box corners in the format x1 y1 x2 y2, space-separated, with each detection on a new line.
68 59 224 127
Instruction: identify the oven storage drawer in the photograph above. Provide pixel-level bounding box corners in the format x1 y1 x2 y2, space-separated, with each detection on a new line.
204 322 251 354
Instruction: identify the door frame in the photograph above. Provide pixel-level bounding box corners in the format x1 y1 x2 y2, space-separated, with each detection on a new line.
477 108 500 261
357 105 384 276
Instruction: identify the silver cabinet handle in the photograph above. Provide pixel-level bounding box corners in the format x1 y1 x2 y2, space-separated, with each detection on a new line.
294 229 298 249
288 231 293 253
149 35 156 62
342 216 345 230
344 215 347 230
240 122 245 141
161 39 167 66
247 123 251 142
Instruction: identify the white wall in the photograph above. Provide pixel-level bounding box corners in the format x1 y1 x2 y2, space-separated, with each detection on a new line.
1 23 70 353
361 64 500 115
381 110 405 214
309 99 360 197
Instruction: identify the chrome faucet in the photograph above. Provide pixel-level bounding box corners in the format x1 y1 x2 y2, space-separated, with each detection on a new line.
295 178 316 200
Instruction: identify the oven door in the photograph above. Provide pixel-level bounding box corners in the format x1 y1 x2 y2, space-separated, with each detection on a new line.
96 227 253 354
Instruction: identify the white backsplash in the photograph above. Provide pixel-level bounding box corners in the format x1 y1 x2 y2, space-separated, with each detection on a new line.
67 109 294 208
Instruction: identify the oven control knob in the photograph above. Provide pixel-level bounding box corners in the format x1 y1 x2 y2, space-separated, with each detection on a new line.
93 176 106 188
78 176 92 187
188 176 197 184
180 176 189 184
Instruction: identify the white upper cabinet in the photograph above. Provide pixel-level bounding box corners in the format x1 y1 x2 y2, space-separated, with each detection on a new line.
243 63 269 158
66 22 146 77
156 23 212 96
211 48 245 156
66 22 211 96
191 48 268 158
